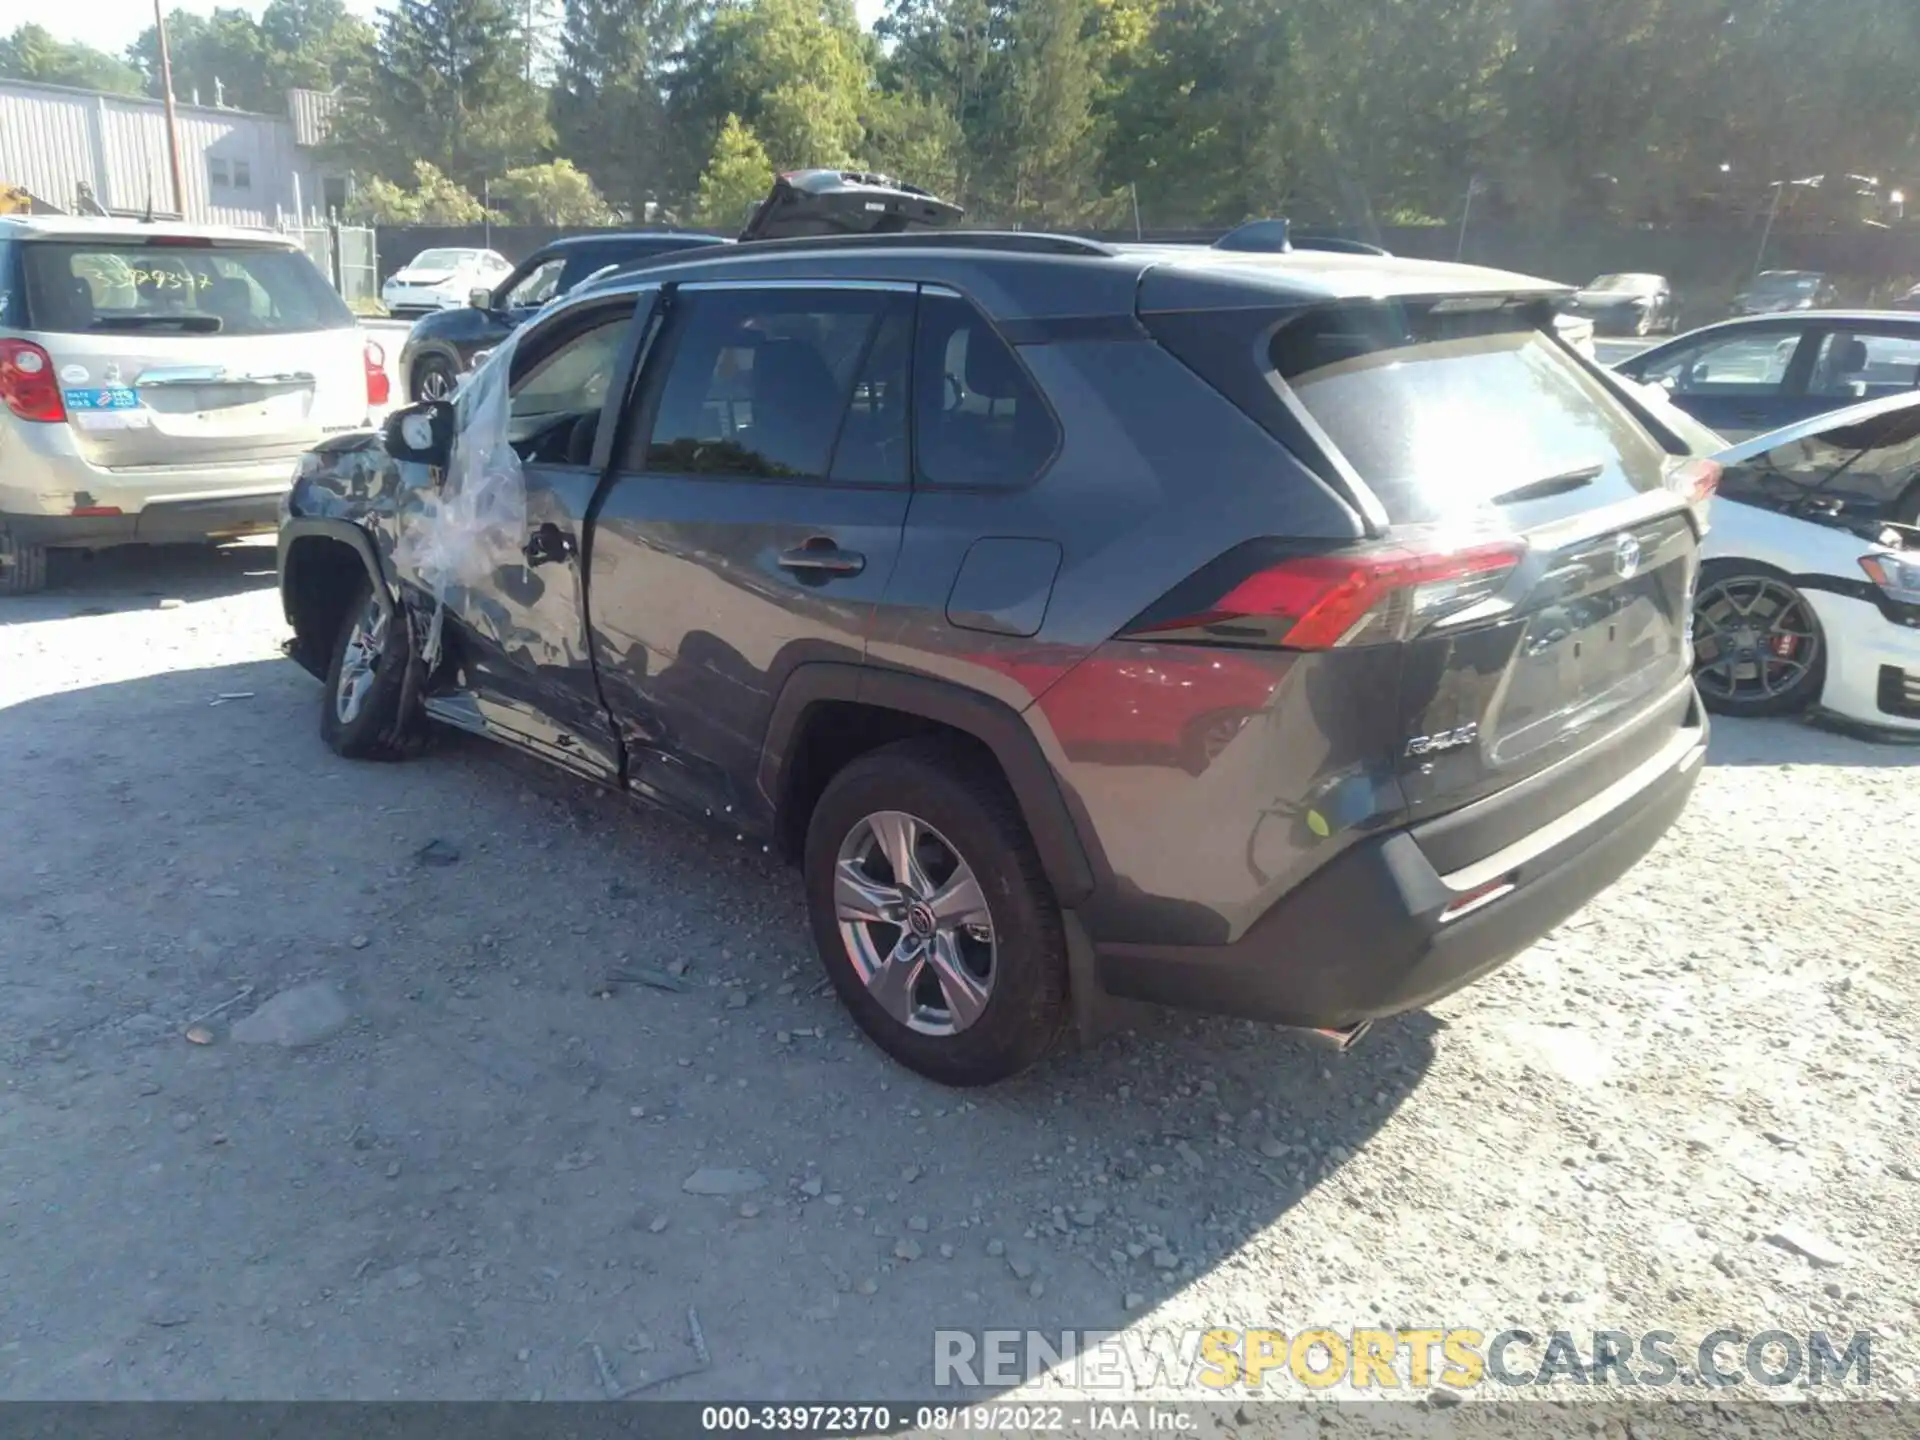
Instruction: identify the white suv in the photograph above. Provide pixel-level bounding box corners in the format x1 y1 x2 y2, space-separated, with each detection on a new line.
0 217 387 594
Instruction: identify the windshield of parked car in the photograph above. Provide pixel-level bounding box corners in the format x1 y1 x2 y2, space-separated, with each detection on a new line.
1589 274 1657 293
410 249 477 270
21 240 354 336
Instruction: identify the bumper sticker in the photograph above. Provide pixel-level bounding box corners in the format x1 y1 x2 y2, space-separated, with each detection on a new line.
65 386 140 410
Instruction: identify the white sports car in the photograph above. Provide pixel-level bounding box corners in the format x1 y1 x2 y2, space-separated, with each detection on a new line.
1693 390 1920 736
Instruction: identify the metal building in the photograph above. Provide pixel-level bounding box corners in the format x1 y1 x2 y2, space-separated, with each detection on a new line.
0 78 349 229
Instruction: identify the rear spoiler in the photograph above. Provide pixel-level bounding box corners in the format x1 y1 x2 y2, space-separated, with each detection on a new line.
740 169 964 242
1213 219 1391 256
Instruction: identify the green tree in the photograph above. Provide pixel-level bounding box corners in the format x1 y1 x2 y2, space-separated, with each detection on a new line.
492 159 613 222
693 114 775 231
328 0 554 192
0 23 144 95
668 0 874 192
260 0 376 94
346 160 493 222
551 0 692 218
127 9 274 111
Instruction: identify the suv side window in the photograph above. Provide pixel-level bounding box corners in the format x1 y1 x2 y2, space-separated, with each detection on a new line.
499 306 636 461
912 292 1059 488
504 257 566 311
632 286 909 484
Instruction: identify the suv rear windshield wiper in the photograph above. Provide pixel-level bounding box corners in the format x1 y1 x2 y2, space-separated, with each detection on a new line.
1489 463 1603 505
87 314 224 334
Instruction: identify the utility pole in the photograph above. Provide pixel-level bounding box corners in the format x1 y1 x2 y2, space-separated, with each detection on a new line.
154 0 186 218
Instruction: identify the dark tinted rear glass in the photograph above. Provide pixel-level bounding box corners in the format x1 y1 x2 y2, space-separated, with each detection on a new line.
23 239 353 336
912 292 1059 489
1272 301 1671 524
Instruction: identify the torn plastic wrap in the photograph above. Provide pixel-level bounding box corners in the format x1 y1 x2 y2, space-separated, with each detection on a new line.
391 336 527 665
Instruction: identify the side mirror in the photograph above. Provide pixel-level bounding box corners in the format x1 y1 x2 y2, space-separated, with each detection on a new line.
469 287 493 311
383 400 456 468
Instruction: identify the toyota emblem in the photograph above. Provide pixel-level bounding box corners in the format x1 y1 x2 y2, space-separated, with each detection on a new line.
1613 532 1642 580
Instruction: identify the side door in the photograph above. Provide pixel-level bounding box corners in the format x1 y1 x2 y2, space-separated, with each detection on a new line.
434 292 650 782
1630 324 1813 440
585 281 915 823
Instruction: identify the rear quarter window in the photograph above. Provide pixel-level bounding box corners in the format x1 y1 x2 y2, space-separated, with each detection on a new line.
1274 300 1673 525
22 240 353 336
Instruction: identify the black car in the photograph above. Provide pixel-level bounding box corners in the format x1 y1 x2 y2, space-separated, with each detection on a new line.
397 230 727 401
1730 269 1839 317
1563 272 1677 336
1614 311 1920 441
280 173 1711 1085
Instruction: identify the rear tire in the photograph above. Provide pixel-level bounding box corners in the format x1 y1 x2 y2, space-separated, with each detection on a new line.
320 576 421 759
1691 560 1826 718
803 737 1068 1086
0 534 48 595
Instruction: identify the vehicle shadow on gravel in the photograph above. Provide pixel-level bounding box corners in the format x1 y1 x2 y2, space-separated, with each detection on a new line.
1706 713 1920 768
0 540 279 626
0 655 1435 1402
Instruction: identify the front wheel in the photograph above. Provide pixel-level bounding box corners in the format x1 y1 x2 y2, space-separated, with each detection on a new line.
320 577 422 759
410 354 459 402
804 738 1068 1086
1692 561 1826 717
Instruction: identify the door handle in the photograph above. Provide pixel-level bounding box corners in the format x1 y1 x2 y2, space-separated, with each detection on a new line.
777 539 865 577
523 522 576 567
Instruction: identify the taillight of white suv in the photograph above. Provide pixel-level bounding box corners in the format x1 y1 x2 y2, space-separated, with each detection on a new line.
0 339 65 422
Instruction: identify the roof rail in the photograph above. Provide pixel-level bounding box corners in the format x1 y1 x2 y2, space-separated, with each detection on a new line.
600 229 1119 277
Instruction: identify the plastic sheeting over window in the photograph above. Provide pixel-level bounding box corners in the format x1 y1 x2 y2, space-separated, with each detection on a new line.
391 333 528 614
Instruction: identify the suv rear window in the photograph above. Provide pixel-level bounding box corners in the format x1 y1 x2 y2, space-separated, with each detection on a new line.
22 240 354 337
1272 301 1671 524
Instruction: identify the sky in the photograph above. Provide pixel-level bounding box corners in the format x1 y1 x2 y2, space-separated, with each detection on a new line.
2 0 887 55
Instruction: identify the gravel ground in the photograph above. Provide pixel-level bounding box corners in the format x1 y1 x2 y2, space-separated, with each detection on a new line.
0 542 1914 1418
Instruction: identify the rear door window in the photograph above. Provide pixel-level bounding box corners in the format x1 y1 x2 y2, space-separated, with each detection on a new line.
1273 301 1672 524
1807 329 1920 399
912 291 1059 489
633 285 908 484
22 240 352 336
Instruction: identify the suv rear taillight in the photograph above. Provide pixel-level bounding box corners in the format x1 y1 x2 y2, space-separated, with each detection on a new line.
1124 538 1526 651
1664 457 1720 527
365 339 390 407
0 339 65 423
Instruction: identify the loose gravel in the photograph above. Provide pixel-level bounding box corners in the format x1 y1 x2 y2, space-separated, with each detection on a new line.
0 543 1913 1414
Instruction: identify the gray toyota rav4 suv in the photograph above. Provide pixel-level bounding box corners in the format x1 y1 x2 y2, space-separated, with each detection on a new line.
279 171 1717 1085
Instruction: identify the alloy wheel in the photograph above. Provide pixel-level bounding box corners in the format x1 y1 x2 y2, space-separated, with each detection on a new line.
1692 576 1820 704
418 363 456 401
833 810 996 1036
335 598 389 724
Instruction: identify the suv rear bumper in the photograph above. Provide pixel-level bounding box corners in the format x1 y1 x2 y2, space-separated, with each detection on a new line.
2 490 283 550
1094 713 1707 1029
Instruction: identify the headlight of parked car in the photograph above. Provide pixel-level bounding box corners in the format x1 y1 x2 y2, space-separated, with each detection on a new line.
1859 552 1920 605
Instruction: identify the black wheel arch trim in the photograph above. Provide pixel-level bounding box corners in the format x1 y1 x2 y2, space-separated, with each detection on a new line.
759 661 1098 907
279 517 395 629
